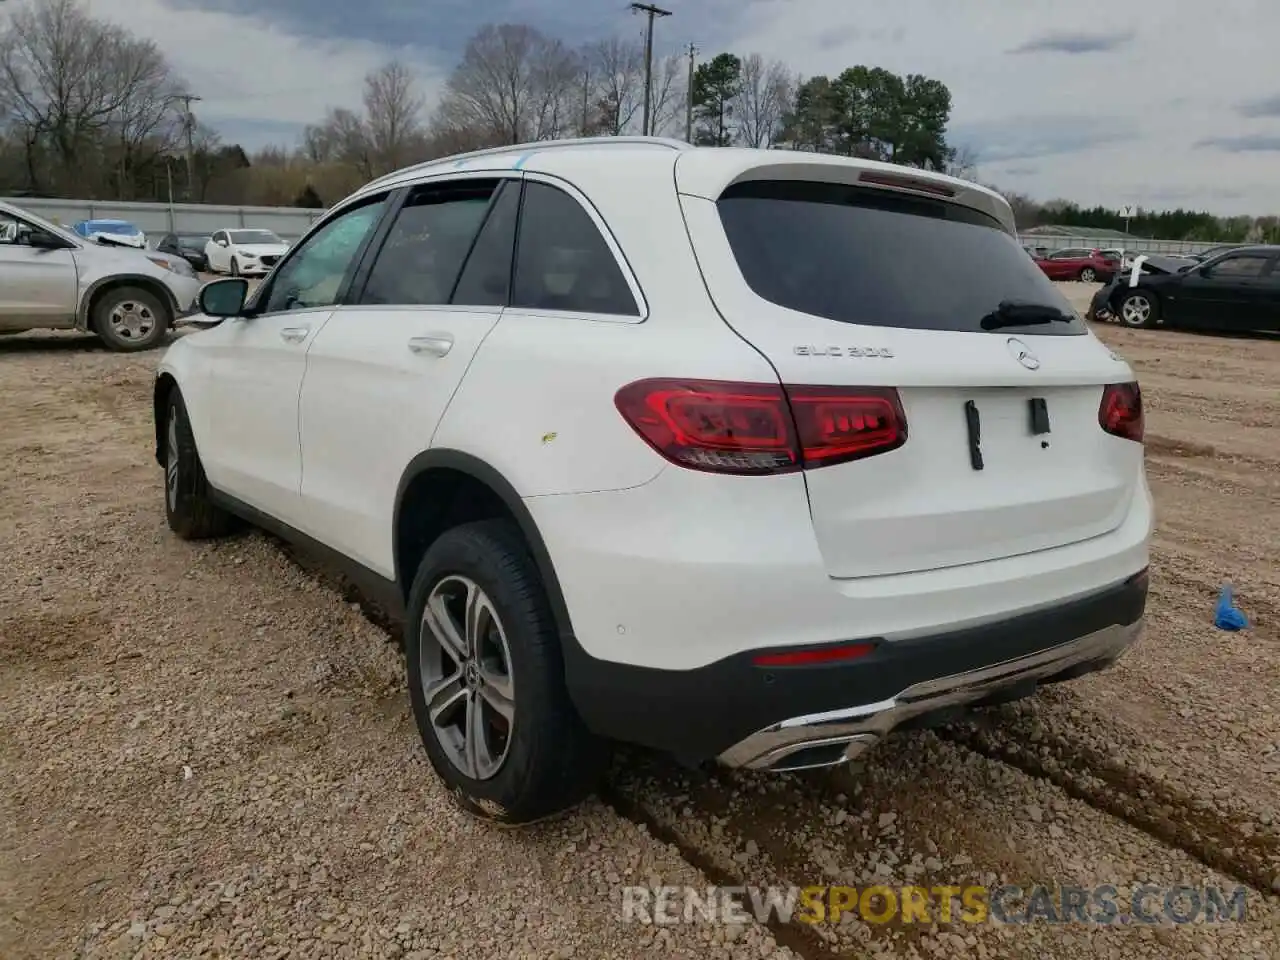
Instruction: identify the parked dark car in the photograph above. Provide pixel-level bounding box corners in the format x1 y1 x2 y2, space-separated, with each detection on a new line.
156 232 212 272
1088 246 1280 332
1031 247 1120 283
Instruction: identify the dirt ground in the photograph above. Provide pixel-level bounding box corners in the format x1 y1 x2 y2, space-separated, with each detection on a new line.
1 283 1278 960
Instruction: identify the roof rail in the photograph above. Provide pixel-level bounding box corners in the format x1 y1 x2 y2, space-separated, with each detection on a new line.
364 136 693 189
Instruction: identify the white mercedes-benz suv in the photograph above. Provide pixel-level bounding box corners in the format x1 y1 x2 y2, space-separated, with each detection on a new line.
154 137 1151 824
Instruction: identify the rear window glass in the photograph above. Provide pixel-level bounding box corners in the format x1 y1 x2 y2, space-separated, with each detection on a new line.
717 180 1086 335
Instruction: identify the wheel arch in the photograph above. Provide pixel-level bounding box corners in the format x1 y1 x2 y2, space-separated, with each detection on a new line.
393 449 577 649
153 373 180 467
79 275 179 331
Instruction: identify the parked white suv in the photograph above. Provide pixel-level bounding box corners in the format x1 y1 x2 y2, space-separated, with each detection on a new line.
154 137 1152 824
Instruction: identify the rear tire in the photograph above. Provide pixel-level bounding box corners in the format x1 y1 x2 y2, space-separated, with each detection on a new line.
405 519 606 825
164 390 236 540
91 285 170 352
1117 289 1159 329
1079 267 1097 282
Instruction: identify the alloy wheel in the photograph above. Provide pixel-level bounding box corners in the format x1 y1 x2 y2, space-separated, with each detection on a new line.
419 575 515 780
1121 295 1152 326
165 414 180 511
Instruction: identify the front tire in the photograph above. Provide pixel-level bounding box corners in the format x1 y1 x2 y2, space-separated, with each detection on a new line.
406 520 605 825
1117 289 1159 328
1079 267 1097 282
230 257 240 278
164 391 236 540
92 285 171 351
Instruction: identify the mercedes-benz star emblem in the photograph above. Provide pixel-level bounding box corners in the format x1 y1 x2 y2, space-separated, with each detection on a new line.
1006 337 1040 370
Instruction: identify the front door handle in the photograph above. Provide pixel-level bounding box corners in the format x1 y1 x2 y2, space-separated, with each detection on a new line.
280 326 309 343
408 334 453 357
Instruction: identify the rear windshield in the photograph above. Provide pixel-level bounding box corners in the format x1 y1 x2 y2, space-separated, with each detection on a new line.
717 180 1086 335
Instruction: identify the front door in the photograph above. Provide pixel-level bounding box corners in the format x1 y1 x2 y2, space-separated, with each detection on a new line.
199 194 391 526
297 176 518 574
0 212 78 330
1171 252 1272 329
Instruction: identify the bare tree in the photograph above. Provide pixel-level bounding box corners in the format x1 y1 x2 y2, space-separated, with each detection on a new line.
647 54 686 138
0 0 186 195
733 54 792 148
583 36 644 136
434 24 580 146
363 60 424 175
946 143 979 182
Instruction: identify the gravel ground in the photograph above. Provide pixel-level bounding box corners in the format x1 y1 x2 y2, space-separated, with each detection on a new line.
2 284 1278 959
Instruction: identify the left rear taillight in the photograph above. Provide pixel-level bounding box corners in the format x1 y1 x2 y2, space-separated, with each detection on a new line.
1099 382 1143 442
613 378 907 475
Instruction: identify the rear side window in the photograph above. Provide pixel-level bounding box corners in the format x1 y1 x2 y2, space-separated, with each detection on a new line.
717 180 1085 335
361 180 497 306
511 182 639 317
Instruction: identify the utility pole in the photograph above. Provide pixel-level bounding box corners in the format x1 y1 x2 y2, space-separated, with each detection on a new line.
177 94 202 201
630 2 671 136
685 42 697 143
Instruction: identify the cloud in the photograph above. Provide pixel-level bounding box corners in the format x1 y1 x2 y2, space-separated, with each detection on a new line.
66 0 1280 215
1008 30 1134 54
950 116 1134 164
1196 135 1280 153
1238 95 1280 118
79 0 446 150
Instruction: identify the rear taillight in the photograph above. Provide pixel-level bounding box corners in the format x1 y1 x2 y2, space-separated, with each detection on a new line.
613 378 907 475
1099 382 1143 442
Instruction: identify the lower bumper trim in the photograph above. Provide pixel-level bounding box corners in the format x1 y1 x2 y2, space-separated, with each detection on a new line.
718 618 1143 771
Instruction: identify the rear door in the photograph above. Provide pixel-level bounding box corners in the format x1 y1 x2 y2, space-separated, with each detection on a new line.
678 171 1141 580
296 175 517 574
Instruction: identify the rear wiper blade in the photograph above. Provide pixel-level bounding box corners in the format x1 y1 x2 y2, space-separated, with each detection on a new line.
980 300 1075 331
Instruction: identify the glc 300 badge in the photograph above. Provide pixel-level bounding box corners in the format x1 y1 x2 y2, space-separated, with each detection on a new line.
793 345 894 358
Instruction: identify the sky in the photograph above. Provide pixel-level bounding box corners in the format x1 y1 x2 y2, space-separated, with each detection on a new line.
71 0 1280 216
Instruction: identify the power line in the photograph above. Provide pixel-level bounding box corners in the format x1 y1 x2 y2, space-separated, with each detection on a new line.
630 2 671 137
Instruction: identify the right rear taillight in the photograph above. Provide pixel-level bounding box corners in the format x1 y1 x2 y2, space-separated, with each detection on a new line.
613 378 907 475
1099 382 1143 442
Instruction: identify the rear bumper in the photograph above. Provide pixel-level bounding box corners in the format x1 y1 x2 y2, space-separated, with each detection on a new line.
564 568 1148 766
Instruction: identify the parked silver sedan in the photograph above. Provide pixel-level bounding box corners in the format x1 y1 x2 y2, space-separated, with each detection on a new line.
0 200 201 350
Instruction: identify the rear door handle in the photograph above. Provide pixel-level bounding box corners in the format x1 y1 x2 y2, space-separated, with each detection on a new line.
280 326 310 343
408 335 453 357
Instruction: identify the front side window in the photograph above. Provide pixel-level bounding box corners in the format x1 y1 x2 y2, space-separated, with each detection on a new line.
511 182 639 316
0 213 23 244
1206 254 1268 278
260 196 386 314
360 180 498 306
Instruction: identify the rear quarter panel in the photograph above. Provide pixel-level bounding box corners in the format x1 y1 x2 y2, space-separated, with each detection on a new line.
431 158 781 497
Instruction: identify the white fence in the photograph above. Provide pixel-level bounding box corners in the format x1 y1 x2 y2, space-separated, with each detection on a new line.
1017 235 1236 257
0 197 325 244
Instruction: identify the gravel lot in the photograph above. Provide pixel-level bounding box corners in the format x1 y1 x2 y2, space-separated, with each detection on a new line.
2 282 1278 959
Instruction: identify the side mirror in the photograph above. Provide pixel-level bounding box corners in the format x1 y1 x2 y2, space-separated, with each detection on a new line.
26 229 68 250
198 277 250 318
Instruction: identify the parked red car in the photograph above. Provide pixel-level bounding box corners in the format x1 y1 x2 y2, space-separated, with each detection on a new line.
1031 247 1120 283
